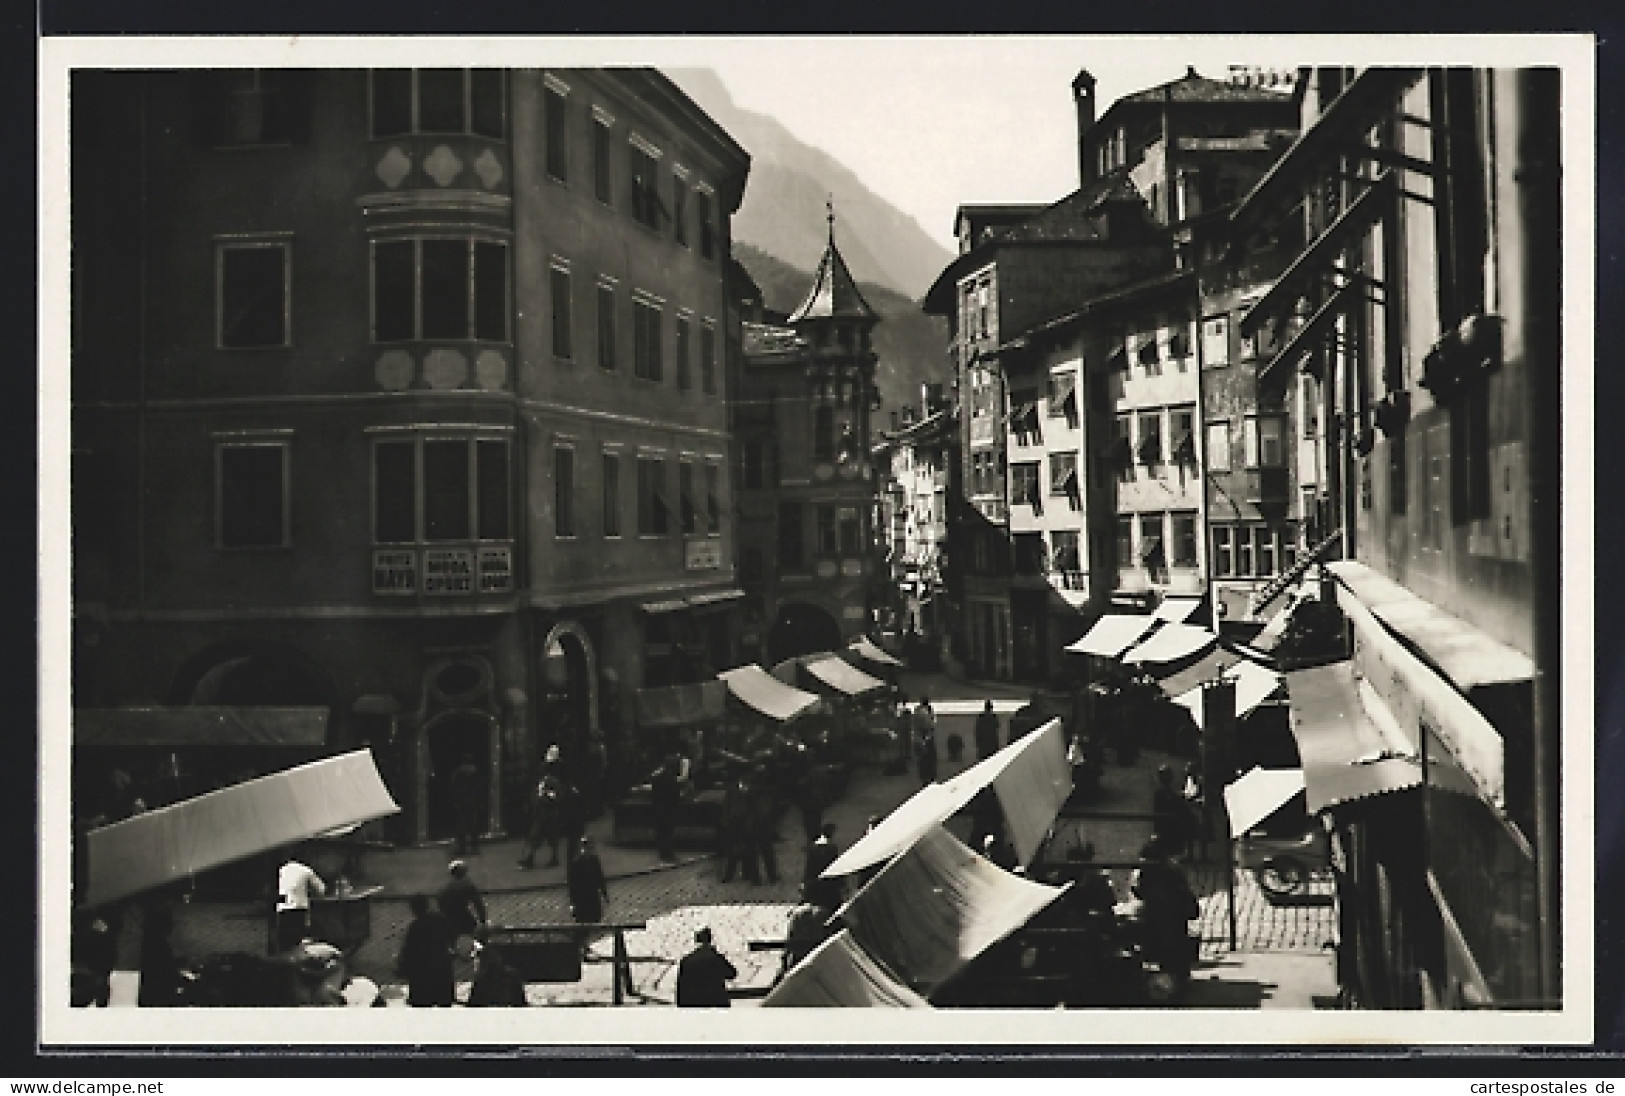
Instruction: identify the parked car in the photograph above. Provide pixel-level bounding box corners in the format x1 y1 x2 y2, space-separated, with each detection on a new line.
1236 823 1330 899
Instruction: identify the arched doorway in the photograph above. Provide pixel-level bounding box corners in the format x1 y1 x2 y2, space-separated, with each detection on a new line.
168 640 335 709
536 622 598 806
765 601 842 665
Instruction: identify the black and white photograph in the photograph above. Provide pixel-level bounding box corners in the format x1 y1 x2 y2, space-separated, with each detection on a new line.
38 35 1594 1048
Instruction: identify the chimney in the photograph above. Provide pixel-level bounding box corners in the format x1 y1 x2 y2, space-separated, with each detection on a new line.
1072 68 1097 185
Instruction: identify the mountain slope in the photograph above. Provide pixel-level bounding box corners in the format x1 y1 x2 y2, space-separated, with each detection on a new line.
666 67 954 302
733 242 952 423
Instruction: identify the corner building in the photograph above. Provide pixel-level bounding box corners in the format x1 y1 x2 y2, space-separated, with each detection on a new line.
71 68 750 844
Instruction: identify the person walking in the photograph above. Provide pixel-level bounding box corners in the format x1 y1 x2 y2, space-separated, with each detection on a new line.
747 764 781 885
466 944 527 1007
650 751 683 864
275 853 327 952
397 894 458 1007
1130 837 1200 986
1182 762 1209 862
449 754 483 857
779 888 832 981
567 837 609 927
675 927 737 1008
516 752 567 869
718 768 758 884
437 860 488 954
974 699 1003 760
803 823 845 911
912 697 939 785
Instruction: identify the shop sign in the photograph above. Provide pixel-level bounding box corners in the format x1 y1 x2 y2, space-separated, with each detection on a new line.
372 550 417 595
685 539 722 570
478 546 513 593
423 548 475 595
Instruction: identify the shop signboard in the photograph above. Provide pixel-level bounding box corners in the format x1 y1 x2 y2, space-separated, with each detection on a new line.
372 550 417 595
686 539 722 570
478 546 513 593
423 548 475 595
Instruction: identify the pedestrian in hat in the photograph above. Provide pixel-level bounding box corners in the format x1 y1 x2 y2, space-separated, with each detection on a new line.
567 836 609 928
437 860 488 958
803 823 845 911
974 699 1002 760
397 894 457 1007
675 927 736 1008
912 697 939 785
517 748 569 869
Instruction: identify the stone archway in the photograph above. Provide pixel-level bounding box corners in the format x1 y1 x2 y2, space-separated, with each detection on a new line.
536 621 599 789
765 601 843 665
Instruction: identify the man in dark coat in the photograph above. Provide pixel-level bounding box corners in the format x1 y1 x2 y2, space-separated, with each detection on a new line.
803 823 845 911
567 837 609 926
1130 837 1199 984
675 927 736 1007
794 752 830 846
449 754 483 856
397 894 458 1007
913 698 938 785
466 944 527 1007
747 765 780 885
719 771 758 884
438 860 488 949
974 699 1003 760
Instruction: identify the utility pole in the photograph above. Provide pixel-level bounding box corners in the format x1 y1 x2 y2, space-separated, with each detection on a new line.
1202 677 1239 951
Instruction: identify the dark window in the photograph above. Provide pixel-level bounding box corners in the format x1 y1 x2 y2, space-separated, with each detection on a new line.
596 285 616 369
1170 407 1196 465
474 242 507 341
638 457 667 536
1137 411 1162 472
469 70 504 138
550 266 572 359
1011 461 1041 509
675 316 691 390
1213 526 1234 577
1258 527 1277 577
672 178 688 245
602 452 622 537
1052 530 1080 572
633 300 662 381
545 85 569 182
679 461 697 535
1258 415 1286 468
423 439 470 541
417 69 466 133
374 440 416 542
817 505 838 555
1173 512 1198 567
778 503 803 569
630 145 663 229
370 70 413 137
700 326 717 394
1048 452 1078 498
593 119 612 204
475 440 509 540
372 240 415 342
1237 526 1255 577
705 463 721 535
219 244 287 348
696 190 714 258
814 407 835 462
1116 517 1133 568
218 444 286 548
1451 380 1492 522
420 239 469 340
555 446 575 537
1433 69 1488 328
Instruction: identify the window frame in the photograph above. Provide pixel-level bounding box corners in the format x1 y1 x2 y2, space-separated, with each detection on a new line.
592 113 613 205
674 314 692 391
628 138 665 231
1201 313 1230 368
550 262 573 360
700 323 717 395
704 460 722 537
602 449 622 538
1206 420 1232 473
554 443 576 539
370 235 511 344
596 281 617 370
369 432 512 546
544 83 569 183
216 238 292 350
368 69 507 140
695 188 715 259
1172 511 1198 568
678 458 698 536
1213 525 1235 577
215 438 291 550
632 296 664 382
637 454 669 537
1257 414 1287 469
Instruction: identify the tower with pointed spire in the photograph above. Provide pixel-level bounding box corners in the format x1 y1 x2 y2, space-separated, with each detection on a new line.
731 205 886 664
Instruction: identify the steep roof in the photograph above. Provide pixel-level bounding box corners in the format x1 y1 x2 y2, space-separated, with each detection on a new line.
787 214 879 324
1120 67 1296 105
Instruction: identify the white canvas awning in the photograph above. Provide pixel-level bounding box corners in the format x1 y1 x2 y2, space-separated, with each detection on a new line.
717 665 820 723
846 636 905 668
761 929 931 1009
1223 766 1306 839
81 750 400 909
822 718 1068 877
1154 597 1203 624
804 656 885 697
1064 614 1158 658
1172 658 1285 729
1123 622 1217 668
836 825 1068 999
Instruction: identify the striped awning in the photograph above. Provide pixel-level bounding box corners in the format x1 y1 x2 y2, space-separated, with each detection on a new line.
1123 622 1217 668
717 665 820 723
1064 614 1157 658
804 656 886 697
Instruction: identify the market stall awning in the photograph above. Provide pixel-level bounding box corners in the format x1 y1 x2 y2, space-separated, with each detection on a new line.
1173 659 1285 730
761 929 932 1009
837 825 1068 999
805 656 886 697
1223 766 1306 839
1123 622 1217 669
1064 613 1158 658
717 665 820 723
81 750 399 909
823 718 1067 877
634 681 728 728
1154 597 1203 624
846 636 905 668
1284 660 1423 814
74 706 330 748
1156 649 1246 700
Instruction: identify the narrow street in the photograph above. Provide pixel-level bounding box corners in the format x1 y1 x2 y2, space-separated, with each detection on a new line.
121 668 1333 1009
